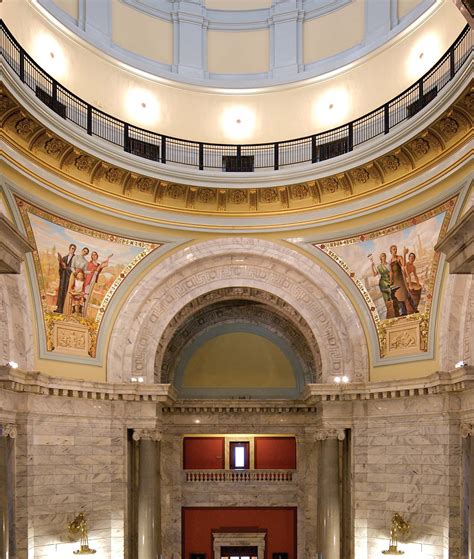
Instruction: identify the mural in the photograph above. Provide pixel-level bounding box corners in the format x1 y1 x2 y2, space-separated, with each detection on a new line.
315 198 456 358
16 198 161 358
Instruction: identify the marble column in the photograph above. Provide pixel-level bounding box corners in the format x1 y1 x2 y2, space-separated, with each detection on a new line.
132 429 162 559
316 429 345 559
461 423 474 557
0 424 16 559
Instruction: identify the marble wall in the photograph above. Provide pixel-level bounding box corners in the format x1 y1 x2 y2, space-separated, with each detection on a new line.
0 369 473 559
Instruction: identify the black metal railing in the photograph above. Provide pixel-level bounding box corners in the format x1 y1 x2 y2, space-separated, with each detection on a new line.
0 20 471 173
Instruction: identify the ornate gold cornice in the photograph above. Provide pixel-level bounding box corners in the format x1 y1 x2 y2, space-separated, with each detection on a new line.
1 83 472 216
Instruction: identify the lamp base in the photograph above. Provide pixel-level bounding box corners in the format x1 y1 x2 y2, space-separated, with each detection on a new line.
73 545 97 555
382 545 404 555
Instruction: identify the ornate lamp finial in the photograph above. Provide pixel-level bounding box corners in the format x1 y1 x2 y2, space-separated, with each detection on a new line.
67 512 96 555
382 513 410 555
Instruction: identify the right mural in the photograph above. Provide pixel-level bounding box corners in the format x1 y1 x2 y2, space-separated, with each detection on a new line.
314 197 456 358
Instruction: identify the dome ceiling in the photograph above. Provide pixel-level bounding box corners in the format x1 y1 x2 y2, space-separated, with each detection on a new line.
38 0 436 87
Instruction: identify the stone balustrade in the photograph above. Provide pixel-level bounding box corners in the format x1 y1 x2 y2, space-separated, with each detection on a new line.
184 469 295 483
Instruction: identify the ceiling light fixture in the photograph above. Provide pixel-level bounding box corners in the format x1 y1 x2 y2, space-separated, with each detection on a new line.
313 88 349 128
125 89 160 126
222 106 255 140
7 361 19 369
33 34 67 78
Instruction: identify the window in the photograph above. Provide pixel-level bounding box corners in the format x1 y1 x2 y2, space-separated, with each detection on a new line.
229 442 249 469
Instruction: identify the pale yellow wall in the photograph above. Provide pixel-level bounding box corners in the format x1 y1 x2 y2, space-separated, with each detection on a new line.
207 30 269 74
3 0 464 142
205 0 272 8
111 0 173 64
398 0 424 20
51 0 78 20
182 332 296 388
304 0 365 64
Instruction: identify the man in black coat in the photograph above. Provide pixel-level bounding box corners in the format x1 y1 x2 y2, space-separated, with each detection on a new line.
55 243 76 313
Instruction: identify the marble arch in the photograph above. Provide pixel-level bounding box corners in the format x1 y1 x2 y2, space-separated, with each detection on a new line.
157 295 321 386
107 238 369 385
438 273 473 371
0 272 34 371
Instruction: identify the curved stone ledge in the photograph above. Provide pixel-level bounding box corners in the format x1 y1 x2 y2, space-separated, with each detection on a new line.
1 80 472 217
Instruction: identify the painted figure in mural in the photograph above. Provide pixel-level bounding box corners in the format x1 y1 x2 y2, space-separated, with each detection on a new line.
369 252 393 318
405 252 422 312
82 251 113 316
71 247 90 274
389 245 415 316
64 270 86 316
55 243 77 313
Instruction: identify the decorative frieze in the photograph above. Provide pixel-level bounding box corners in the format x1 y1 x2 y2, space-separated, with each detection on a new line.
1 83 471 216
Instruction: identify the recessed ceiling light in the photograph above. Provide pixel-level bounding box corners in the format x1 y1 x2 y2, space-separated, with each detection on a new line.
195 419 200 424
222 106 255 140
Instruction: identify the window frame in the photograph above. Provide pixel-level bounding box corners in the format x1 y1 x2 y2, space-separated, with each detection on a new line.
229 441 250 470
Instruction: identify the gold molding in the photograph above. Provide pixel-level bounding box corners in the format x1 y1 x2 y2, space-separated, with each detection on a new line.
0 84 473 217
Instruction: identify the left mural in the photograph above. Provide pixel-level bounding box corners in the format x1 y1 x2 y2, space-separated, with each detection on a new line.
15 197 162 358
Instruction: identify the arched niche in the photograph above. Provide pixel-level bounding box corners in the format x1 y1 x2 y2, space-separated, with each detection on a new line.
107 238 369 386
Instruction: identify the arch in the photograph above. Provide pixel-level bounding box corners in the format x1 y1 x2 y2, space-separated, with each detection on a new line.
107 238 369 385
0 268 34 370
438 272 473 371
156 289 322 385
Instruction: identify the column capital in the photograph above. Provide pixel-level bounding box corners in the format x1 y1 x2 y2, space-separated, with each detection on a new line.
132 428 161 442
461 422 473 438
314 427 346 441
0 423 17 439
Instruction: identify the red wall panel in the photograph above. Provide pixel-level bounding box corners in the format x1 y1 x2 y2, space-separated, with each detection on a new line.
182 507 297 559
254 437 296 470
183 437 225 470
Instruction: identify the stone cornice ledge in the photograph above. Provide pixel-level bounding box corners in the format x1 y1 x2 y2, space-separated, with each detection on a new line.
0 367 472 407
302 367 474 403
0 367 178 404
